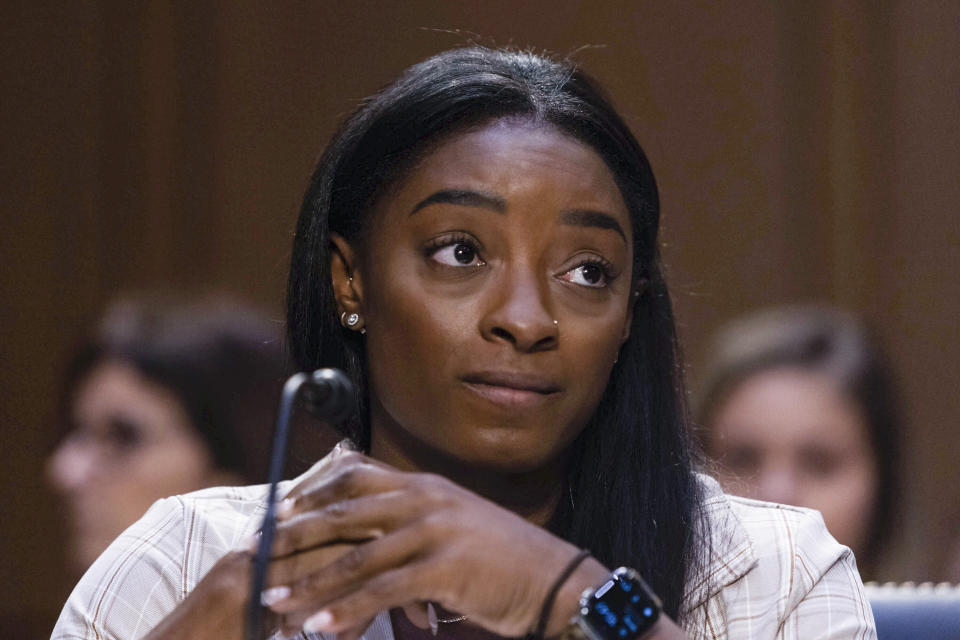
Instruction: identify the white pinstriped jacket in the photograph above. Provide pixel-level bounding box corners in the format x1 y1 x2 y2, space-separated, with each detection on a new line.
51 456 875 640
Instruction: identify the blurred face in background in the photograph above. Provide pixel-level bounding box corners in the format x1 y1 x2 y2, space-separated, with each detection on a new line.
706 367 879 558
47 360 235 572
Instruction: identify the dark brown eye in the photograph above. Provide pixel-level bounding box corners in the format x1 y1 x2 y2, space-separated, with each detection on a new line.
107 417 143 450
581 264 603 284
724 446 761 475
799 446 843 478
561 261 611 288
453 243 476 264
430 239 484 268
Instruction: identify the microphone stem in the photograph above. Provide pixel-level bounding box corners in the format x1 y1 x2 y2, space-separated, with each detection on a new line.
246 372 309 640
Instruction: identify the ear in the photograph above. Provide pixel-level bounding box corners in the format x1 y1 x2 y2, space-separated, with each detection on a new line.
329 233 364 319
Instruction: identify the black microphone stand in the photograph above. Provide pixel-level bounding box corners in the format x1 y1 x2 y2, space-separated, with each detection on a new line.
245 369 354 640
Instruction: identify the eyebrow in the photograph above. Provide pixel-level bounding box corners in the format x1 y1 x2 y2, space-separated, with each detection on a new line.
410 189 626 241
560 209 626 241
410 189 506 215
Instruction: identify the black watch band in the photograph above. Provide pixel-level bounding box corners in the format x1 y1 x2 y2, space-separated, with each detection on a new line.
562 567 662 640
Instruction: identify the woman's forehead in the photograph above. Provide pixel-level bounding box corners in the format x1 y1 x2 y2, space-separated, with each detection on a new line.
382 120 631 224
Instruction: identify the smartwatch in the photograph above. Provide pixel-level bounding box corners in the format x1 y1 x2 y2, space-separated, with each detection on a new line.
565 567 662 640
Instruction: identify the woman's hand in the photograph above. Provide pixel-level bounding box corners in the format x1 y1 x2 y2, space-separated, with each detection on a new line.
142 443 365 640
142 548 253 640
141 539 360 640
142 446 686 640
260 451 611 639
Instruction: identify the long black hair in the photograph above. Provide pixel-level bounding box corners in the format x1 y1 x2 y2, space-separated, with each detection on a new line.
287 46 703 618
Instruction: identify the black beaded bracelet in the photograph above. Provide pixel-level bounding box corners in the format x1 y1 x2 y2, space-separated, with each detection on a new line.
532 549 593 640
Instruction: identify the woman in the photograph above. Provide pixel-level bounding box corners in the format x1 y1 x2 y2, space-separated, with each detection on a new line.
52 47 875 640
48 294 292 575
695 305 901 579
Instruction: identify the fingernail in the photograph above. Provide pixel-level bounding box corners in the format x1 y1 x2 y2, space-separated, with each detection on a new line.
303 610 334 632
277 498 297 519
260 586 291 607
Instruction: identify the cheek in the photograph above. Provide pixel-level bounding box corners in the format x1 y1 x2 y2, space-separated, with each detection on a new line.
805 460 878 549
364 277 475 422
562 318 624 408
100 437 214 515
142 438 214 491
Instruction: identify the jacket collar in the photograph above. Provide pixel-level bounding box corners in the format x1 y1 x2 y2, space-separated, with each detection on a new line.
681 474 759 615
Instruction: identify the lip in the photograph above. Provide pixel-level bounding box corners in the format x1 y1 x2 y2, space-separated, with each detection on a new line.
460 371 562 409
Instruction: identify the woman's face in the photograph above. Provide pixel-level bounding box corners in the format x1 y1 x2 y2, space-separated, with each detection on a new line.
707 367 879 556
340 119 635 473
47 360 230 571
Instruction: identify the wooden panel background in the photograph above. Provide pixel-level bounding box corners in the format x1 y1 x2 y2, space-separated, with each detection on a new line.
2 1 958 634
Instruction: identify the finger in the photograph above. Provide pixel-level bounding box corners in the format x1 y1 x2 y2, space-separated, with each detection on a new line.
274 612 377 640
281 446 365 501
298 565 424 634
275 615 301 639
334 617 377 640
278 458 403 521
278 615 375 640
270 490 412 558
259 607 284 640
264 541 355 594
265 525 424 616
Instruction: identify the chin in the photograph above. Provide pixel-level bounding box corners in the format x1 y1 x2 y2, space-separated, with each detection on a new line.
372 393 579 475
439 426 570 474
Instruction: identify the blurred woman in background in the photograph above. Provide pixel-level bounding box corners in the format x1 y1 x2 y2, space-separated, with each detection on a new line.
695 305 901 578
47 294 291 575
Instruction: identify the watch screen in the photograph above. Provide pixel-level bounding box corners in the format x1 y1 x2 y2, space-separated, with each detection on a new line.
582 572 659 638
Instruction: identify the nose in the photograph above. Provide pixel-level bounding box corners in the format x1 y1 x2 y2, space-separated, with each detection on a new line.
47 440 100 494
479 263 558 353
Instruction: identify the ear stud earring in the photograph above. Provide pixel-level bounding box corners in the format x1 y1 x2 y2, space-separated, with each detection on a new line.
341 312 365 334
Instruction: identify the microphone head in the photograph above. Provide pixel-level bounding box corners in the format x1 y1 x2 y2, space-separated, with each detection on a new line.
300 368 355 423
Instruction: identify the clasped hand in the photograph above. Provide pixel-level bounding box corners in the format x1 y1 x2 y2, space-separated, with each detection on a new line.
250 448 601 639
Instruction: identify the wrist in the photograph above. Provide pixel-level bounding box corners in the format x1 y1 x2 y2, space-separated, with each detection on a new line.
544 556 610 637
560 567 665 640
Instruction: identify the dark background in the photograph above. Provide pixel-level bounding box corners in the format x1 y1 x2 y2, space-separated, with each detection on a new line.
2 1 958 634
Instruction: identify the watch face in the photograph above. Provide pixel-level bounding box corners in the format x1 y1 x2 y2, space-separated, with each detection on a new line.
581 571 659 639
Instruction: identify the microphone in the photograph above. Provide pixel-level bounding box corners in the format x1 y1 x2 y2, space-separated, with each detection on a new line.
246 369 355 640
299 368 355 424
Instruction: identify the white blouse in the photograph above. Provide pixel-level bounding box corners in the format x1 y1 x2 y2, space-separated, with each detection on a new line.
51 458 875 639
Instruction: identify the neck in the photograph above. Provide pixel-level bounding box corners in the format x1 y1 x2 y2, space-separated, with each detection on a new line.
367 413 566 528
